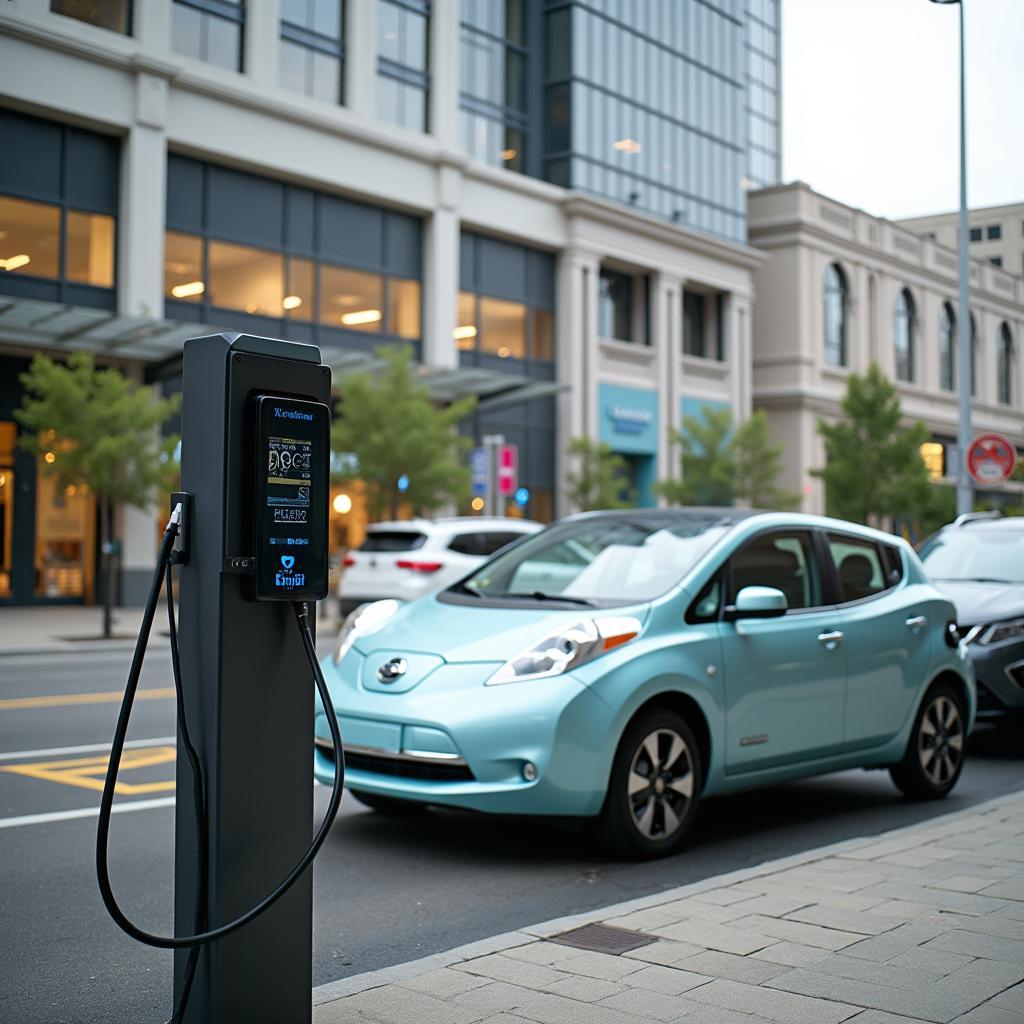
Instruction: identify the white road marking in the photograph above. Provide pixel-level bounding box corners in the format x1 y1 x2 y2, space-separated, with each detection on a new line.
0 796 176 830
0 736 176 762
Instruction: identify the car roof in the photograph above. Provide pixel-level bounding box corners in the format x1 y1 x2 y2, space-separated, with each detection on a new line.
366 517 540 531
949 515 1024 531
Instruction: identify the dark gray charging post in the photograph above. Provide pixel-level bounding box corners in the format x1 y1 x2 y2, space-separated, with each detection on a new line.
174 332 332 1023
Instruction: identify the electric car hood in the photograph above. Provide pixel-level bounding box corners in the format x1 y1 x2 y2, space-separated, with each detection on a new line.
354 593 650 665
933 579 1024 629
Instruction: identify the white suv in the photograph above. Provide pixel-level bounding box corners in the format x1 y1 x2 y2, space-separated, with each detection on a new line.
339 517 541 613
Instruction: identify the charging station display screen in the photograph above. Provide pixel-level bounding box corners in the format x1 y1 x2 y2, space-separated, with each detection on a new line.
254 396 329 601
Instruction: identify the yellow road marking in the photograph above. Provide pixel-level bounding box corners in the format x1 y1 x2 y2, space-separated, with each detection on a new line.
1 745 176 795
0 687 176 711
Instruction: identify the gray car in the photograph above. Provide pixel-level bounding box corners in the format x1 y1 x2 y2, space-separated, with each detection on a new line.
918 513 1024 719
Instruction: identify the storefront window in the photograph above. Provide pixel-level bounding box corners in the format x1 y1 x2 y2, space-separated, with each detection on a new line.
208 240 284 315
320 265 383 331
164 231 205 301
0 196 61 279
530 307 553 361
0 422 14 598
284 256 314 321
455 291 477 350
66 211 115 287
480 297 526 358
388 278 421 339
34 456 95 599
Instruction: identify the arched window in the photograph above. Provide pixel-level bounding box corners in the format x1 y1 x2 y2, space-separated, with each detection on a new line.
939 302 955 392
823 263 848 367
998 322 1015 406
893 288 916 382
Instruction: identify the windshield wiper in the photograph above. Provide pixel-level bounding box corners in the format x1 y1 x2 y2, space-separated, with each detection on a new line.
487 590 595 607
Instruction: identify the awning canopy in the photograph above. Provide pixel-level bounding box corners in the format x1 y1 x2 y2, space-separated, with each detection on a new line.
0 296 567 407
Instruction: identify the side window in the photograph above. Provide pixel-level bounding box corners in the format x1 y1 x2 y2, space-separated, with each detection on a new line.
728 531 822 611
828 534 887 603
881 543 904 586
478 532 523 557
686 574 722 624
448 533 482 556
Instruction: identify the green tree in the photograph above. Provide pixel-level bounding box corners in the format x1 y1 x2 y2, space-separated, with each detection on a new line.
656 406 736 506
565 437 635 511
813 363 932 526
733 411 800 509
16 353 180 637
331 346 476 521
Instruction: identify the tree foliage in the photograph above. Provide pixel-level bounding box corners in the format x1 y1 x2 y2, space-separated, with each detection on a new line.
331 346 476 521
565 437 635 511
656 407 797 509
813 363 932 526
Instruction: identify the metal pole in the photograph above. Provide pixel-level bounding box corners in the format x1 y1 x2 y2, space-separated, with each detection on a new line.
955 0 973 516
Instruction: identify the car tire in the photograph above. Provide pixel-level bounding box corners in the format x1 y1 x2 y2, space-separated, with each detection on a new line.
889 683 967 800
600 710 703 859
347 789 427 815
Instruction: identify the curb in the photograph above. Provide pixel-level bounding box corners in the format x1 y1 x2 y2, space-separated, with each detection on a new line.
311 788 1024 1008
0 639 169 657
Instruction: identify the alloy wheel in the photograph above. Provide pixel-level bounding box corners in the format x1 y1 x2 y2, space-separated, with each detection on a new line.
918 694 964 787
627 728 694 841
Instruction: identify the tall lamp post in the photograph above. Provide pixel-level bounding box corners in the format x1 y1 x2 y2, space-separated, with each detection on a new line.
930 0 972 515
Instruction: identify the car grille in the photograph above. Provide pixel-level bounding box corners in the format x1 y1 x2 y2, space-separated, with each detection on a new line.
315 738 474 782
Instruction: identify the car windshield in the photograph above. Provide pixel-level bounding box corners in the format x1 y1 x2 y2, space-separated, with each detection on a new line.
456 515 732 605
919 528 1024 584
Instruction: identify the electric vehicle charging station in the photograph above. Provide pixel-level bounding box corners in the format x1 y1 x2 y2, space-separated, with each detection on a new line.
95 331 343 1024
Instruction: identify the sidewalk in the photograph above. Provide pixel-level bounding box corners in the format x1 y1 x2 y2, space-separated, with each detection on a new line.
314 792 1024 1024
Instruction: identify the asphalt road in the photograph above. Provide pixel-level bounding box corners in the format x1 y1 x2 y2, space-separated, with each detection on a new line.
2 647 1023 1024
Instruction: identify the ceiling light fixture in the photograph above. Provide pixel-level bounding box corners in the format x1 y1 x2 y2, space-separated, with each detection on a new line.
613 138 641 154
282 295 303 310
0 254 31 272
171 280 205 298
452 325 477 340
340 309 382 326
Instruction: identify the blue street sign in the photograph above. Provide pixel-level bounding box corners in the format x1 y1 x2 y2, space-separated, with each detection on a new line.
514 486 530 507
397 474 409 493
470 447 488 496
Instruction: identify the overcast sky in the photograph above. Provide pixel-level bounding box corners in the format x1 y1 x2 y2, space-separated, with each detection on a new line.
781 0 1023 220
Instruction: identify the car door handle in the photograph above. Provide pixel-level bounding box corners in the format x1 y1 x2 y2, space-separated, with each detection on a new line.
817 630 844 646
905 615 927 631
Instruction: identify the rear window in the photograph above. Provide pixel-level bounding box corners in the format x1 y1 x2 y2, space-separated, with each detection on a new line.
359 531 427 553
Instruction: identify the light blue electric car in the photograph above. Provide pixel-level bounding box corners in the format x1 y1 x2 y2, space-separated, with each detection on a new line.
314 509 975 857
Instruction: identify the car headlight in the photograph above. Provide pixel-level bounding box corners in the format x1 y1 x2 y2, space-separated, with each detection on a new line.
978 617 1024 645
333 599 401 664
486 616 642 686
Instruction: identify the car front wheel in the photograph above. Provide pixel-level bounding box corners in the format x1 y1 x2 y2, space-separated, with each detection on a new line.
601 710 703 859
890 683 966 799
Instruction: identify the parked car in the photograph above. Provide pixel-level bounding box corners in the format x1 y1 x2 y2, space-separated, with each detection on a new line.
339 517 541 614
918 512 1024 720
316 509 975 858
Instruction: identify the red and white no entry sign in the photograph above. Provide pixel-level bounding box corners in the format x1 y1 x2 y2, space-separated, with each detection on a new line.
965 433 1017 486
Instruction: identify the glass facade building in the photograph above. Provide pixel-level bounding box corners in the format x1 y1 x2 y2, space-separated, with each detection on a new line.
744 0 780 189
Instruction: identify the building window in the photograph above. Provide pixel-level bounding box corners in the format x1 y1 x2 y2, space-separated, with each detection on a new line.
969 227 982 242
598 270 633 343
683 292 706 357
459 0 527 172
893 288 916 383
172 0 244 71
280 0 344 103
990 256 1003 268
939 301 955 392
377 0 429 131
823 263 847 367
163 156 422 350
987 224 1002 241
998 322 1015 406
51 0 131 33
0 110 119 310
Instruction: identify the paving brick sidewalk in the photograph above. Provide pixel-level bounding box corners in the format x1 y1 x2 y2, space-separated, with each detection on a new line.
314 791 1024 1024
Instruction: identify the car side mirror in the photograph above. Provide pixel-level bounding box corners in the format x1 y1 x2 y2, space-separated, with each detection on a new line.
724 585 788 621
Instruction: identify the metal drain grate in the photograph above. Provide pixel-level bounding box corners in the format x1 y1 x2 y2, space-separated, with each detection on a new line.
548 923 658 955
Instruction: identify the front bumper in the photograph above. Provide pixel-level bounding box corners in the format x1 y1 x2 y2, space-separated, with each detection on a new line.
968 636 1024 716
313 651 616 816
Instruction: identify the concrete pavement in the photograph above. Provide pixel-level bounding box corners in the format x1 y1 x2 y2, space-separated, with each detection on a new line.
313 791 1024 1024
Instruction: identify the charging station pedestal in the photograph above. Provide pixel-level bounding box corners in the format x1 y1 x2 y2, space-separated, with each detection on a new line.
174 333 332 1023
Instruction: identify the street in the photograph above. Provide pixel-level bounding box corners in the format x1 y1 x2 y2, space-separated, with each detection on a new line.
0 647 1021 1024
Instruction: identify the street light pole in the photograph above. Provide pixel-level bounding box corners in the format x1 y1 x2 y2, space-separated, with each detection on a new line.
931 0 973 515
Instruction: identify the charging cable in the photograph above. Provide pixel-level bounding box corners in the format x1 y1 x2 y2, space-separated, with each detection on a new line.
95 504 345 1021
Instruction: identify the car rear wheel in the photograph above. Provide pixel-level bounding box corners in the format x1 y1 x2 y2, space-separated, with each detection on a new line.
347 789 427 815
601 710 703 859
889 683 966 800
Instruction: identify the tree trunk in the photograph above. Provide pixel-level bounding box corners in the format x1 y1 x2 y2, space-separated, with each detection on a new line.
101 498 114 639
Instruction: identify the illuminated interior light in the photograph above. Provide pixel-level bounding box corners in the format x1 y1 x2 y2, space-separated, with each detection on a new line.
0 254 31 272
171 280 205 298
497 346 511 358
332 493 353 514
44 451 56 464
471 497 485 512
452 325 477 340
341 309 382 326
500 148 517 162
613 138 641 154
282 295 303 310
